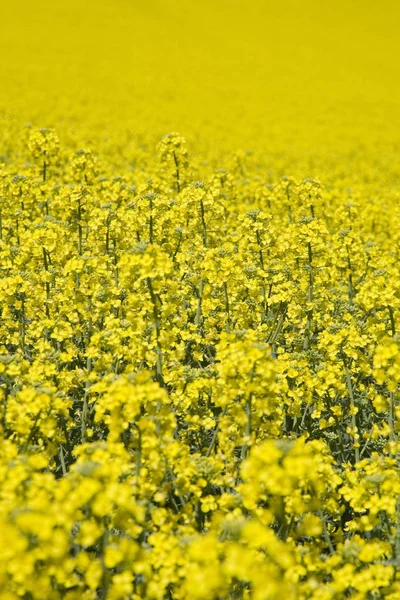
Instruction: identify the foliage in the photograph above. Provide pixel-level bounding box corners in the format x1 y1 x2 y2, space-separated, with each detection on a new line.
0 124 400 598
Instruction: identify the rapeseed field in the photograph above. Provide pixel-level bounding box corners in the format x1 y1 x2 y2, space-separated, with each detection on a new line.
2 0 400 598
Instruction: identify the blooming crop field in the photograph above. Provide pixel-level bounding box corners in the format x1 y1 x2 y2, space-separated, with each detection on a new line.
2 0 400 598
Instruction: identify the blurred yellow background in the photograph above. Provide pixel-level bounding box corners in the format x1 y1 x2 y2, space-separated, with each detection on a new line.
1 0 400 155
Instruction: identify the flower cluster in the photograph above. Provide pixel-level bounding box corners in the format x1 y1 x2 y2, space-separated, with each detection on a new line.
0 124 400 599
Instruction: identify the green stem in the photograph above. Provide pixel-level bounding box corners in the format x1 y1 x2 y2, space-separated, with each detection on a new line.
147 277 164 386
149 193 154 243
82 299 93 443
256 230 267 322
133 424 142 475
172 151 181 193
200 198 207 247
223 282 231 333
240 394 252 460
389 306 396 336
303 241 314 351
59 445 67 476
346 245 354 304
389 391 396 444
206 406 228 457
42 247 50 318
195 278 204 331
343 357 360 462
